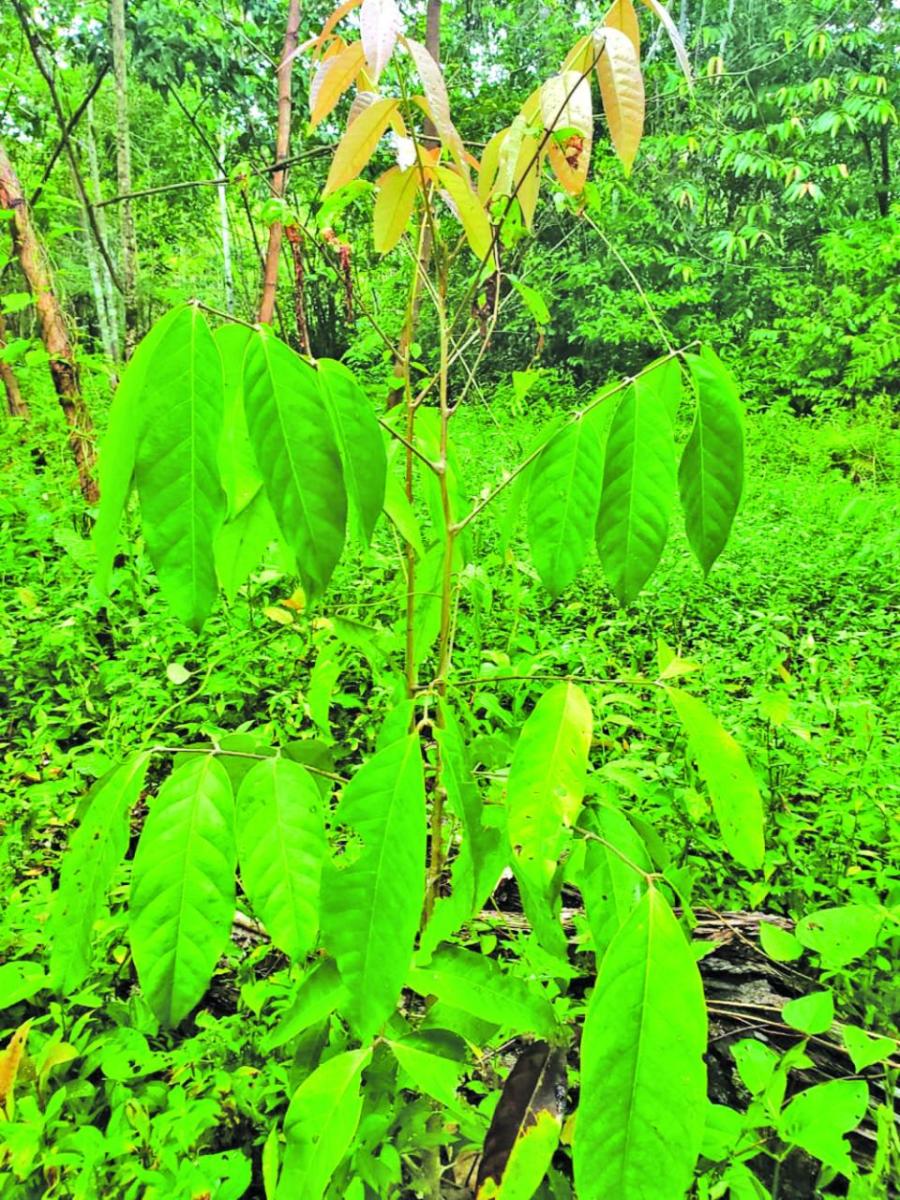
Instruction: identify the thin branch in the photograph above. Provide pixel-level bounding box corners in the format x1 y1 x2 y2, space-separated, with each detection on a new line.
378 415 440 471
30 62 110 208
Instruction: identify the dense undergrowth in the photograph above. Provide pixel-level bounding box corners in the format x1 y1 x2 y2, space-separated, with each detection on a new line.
1 385 897 1198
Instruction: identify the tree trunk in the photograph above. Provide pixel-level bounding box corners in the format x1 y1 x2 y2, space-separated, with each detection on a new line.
217 126 235 315
86 99 120 361
258 0 301 326
0 312 29 419
0 140 98 501
109 0 139 358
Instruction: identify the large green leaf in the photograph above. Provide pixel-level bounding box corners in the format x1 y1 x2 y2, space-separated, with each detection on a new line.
277 1047 372 1200
666 686 764 870
578 803 651 959
242 330 347 599
134 305 226 630
574 888 707 1200
214 486 280 602
527 409 604 598
507 683 592 950
321 731 426 1040
236 757 326 962
129 755 236 1026
50 754 150 995
408 945 557 1038
93 304 186 597
317 358 387 545
678 346 744 575
215 323 260 519
597 359 680 606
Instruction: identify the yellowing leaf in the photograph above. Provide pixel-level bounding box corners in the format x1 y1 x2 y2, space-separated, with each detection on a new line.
435 167 493 261
313 0 362 58
548 132 590 196
403 37 469 177
478 127 508 203
514 134 543 226
605 0 641 57
561 33 594 76
324 97 399 194
310 41 365 126
595 26 645 175
540 71 592 136
360 0 404 82
373 165 419 253
0 1021 32 1119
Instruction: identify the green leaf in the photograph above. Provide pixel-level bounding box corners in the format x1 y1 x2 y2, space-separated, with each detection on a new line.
794 905 884 969
243 330 347 599
50 754 150 995
408 945 557 1039
841 1025 896 1072
666 687 765 870
134 305 226 630
214 486 280 602
0 962 47 1009
528 410 604 598
435 700 489 914
278 1047 372 1200
678 346 744 576
597 360 680 606
129 756 236 1026
236 757 326 961
215 323 260 519
93 305 186 597
383 468 425 556
759 920 804 962
782 990 834 1035
321 731 426 1040
579 804 651 959
507 683 592 951
317 359 387 545
778 1080 868 1177
388 1035 466 1112
574 888 707 1200
263 959 348 1052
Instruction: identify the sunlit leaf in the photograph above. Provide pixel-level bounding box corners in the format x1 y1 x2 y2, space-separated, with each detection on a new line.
317 358 387 544
541 71 592 136
574 888 707 1200
129 756 236 1026
310 41 365 127
322 731 426 1040
435 166 493 261
359 0 403 82
595 26 645 175
373 164 419 253
777 1080 868 1177
666 686 765 870
403 37 468 175
605 0 640 57
324 96 399 195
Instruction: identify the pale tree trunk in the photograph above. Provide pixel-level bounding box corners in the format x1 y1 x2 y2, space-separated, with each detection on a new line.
0 140 98 501
218 126 235 315
258 0 301 325
0 312 29 419
86 100 120 361
110 0 139 358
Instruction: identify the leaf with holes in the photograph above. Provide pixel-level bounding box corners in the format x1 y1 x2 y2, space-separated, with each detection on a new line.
134 305 226 630
595 26 645 175
596 358 680 606
236 758 326 962
574 888 707 1200
324 97 399 195
243 330 346 598
321 731 425 1040
678 346 744 576
317 358 386 544
129 756 236 1026
527 409 604 598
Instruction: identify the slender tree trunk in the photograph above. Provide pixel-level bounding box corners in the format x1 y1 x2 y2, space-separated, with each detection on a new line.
0 312 29 419
86 100 119 361
0 140 98 501
258 0 301 325
109 0 139 358
217 126 235 315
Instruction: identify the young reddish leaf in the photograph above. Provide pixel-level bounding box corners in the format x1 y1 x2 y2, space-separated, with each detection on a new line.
309 41 365 127
595 27 645 175
360 0 404 82
435 166 493 261
324 96 399 195
373 164 419 253
476 1042 567 1200
605 0 641 57
403 37 469 176
637 0 693 86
